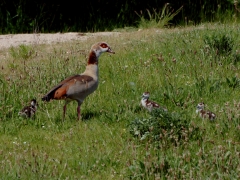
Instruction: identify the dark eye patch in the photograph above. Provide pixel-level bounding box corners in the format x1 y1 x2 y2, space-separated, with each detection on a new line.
100 43 108 48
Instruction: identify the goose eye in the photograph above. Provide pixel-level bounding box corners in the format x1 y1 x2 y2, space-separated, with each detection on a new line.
101 43 107 48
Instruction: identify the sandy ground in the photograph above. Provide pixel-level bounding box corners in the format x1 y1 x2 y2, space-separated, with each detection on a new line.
0 32 120 50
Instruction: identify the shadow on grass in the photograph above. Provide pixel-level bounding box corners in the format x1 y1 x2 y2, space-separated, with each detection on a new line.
81 110 101 121
52 110 101 123
133 106 143 113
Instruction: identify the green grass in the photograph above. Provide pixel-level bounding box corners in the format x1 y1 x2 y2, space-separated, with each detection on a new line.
0 23 240 179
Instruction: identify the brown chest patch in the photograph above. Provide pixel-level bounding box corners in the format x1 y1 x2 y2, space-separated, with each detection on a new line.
88 51 98 65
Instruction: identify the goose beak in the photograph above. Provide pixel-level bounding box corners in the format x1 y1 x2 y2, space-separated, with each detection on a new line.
107 48 115 54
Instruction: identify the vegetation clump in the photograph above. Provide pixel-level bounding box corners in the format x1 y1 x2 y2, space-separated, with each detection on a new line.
129 108 202 146
204 32 234 55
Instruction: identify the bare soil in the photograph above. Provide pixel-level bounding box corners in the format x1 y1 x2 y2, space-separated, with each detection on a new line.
0 32 120 50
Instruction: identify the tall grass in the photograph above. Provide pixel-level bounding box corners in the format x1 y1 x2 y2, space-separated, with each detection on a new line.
0 23 240 178
135 4 183 28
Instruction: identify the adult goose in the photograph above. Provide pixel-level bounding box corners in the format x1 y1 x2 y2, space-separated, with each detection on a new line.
42 42 115 120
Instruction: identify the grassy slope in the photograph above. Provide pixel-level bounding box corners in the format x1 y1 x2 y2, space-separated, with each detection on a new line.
0 23 240 179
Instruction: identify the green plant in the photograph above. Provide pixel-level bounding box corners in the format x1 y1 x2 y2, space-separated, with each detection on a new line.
135 4 183 28
129 109 201 145
204 33 234 55
127 158 170 179
226 76 240 89
10 44 34 60
163 85 189 107
232 50 240 64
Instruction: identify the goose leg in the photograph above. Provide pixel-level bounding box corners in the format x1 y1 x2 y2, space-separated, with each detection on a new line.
77 105 81 120
63 104 67 120
77 101 83 120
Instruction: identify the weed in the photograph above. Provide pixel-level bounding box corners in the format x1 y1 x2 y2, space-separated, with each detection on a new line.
226 76 240 89
129 109 202 146
127 158 170 179
204 32 234 56
135 4 183 29
10 44 34 60
232 50 240 64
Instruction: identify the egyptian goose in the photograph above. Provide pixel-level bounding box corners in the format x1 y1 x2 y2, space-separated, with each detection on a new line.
196 102 216 120
18 99 37 118
141 92 167 112
42 42 115 120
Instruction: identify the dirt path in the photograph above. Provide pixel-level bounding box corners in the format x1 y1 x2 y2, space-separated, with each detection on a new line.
0 32 120 50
